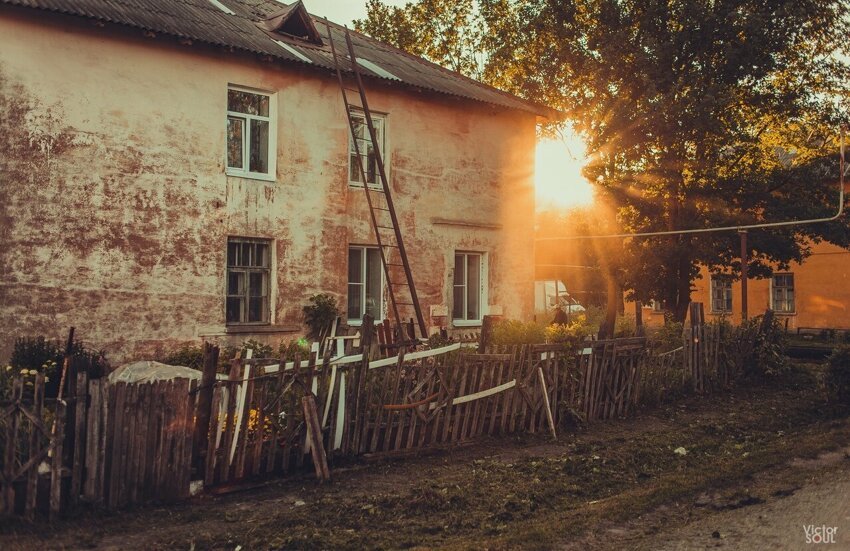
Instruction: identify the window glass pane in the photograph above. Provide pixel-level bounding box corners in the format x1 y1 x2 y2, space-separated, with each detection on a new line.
348 283 362 319
249 119 269 174
452 286 464 320
228 271 243 295
248 297 265 322
366 142 377 184
351 116 366 141
255 243 268 267
249 272 265 296
228 89 269 116
453 254 464 285
350 151 362 182
227 117 244 169
366 248 382 319
227 242 239 266
467 254 481 320
227 297 243 323
241 242 253 267
348 248 363 283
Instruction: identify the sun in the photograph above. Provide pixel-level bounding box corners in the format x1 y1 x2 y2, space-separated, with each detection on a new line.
534 130 594 210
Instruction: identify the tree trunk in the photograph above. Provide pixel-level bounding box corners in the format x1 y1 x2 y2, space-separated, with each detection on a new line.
673 237 693 322
600 272 619 338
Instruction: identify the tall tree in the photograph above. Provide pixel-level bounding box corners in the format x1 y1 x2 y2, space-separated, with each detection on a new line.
360 0 850 321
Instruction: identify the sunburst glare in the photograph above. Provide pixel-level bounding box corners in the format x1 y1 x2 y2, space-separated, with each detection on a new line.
535 130 594 210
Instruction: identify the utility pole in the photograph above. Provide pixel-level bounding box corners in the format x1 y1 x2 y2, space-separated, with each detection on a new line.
739 229 748 321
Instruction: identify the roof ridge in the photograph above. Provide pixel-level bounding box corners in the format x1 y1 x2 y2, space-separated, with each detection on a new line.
315 14 557 118
0 0 557 117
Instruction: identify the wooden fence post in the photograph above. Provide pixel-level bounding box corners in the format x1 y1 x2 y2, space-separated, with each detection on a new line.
351 314 374 455
50 401 66 520
193 343 219 473
478 315 498 353
302 394 330 481
69 370 88 508
635 301 644 337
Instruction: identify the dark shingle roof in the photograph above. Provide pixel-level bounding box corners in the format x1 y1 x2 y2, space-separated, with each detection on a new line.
0 0 557 118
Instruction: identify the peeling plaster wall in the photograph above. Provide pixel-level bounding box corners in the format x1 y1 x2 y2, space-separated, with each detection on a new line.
0 10 536 362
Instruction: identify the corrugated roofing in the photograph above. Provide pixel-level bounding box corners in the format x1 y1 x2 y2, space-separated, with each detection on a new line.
0 0 557 118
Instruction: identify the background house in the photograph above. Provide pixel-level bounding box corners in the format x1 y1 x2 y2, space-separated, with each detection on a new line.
628 238 850 331
0 0 554 361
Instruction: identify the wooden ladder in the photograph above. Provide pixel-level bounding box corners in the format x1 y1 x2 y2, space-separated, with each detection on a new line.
324 21 428 341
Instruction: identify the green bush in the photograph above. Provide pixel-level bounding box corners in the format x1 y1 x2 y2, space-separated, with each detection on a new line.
239 339 274 358
4 336 108 398
614 315 636 338
648 321 685 353
279 338 311 361
303 294 341 340
825 345 850 405
736 316 790 378
583 306 605 330
491 320 546 345
544 314 597 346
426 332 455 349
161 344 204 369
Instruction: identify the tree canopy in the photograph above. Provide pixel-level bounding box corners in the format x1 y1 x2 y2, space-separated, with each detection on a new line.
358 0 850 321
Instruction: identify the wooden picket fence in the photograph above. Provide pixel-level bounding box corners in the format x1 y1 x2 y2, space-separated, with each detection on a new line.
576 338 647 422
202 342 573 484
3 328 677 519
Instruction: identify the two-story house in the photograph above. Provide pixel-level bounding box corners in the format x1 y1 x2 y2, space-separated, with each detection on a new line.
0 0 555 360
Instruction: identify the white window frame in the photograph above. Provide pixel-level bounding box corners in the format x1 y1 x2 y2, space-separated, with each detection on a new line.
650 300 664 313
348 109 387 189
226 85 277 182
347 245 385 324
770 273 796 314
710 275 733 314
453 251 488 327
226 237 274 325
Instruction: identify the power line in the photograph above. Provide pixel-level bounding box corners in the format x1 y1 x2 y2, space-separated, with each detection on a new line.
536 129 847 241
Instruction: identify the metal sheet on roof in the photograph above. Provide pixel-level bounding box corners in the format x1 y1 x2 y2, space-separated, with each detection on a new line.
0 0 557 118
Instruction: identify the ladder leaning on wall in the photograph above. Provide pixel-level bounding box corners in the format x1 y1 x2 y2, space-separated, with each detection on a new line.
324 20 428 341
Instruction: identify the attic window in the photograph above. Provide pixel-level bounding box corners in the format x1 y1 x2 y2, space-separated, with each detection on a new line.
257 1 323 46
357 59 400 81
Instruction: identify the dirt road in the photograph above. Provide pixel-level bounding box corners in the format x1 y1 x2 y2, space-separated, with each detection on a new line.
648 462 850 550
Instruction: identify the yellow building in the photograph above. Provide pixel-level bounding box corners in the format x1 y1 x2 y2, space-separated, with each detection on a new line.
635 241 850 330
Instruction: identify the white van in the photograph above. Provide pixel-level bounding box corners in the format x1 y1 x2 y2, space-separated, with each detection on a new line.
534 280 586 316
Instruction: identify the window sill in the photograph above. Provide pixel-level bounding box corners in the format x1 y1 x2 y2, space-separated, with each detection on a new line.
453 320 483 328
347 319 386 327
226 169 276 182
773 311 797 316
199 324 301 336
348 182 384 191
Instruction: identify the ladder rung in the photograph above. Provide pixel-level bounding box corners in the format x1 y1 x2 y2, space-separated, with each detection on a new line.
395 302 415 306
381 243 399 248
389 281 411 286
376 225 396 231
386 262 404 267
